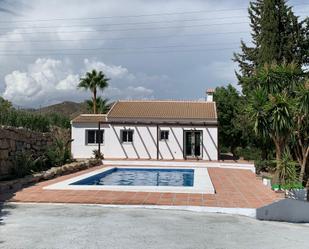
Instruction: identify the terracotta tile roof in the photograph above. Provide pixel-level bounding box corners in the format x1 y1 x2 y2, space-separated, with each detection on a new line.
108 100 217 121
71 114 107 123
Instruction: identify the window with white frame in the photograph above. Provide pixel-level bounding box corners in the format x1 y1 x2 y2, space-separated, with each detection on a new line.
121 129 134 143
160 130 169 140
86 130 104 145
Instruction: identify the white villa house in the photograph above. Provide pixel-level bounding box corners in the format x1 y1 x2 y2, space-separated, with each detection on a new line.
71 90 218 161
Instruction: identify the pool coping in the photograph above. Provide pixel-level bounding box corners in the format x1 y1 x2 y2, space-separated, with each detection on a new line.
43 166 215 194
102 160 256 173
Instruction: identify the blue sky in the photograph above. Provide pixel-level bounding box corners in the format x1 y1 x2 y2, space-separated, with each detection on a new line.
0 0 308 108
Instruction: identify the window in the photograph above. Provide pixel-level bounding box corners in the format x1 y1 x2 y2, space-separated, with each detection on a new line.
121 130 134 143
160 130 169 140
86 130 104 145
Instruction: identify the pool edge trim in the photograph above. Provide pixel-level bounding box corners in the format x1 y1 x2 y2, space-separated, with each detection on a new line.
43 166 215 194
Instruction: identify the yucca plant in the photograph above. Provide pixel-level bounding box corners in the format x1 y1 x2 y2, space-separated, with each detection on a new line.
247 89 292 173
275 150 298 185
246 63 297 178
266 93 293 164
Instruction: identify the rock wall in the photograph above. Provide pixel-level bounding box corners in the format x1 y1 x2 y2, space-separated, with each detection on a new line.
0 159 101 194
0 126 54 179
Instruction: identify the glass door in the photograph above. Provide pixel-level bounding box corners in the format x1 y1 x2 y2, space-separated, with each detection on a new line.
194 132 202 157
184 131 202 158
185 131 193 156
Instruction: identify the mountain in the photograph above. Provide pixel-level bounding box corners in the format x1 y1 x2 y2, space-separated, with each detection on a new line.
32 101 89 119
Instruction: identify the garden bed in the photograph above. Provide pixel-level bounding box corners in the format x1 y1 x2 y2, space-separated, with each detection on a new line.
0 159 101 194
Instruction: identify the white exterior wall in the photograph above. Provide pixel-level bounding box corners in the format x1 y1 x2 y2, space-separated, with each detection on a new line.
71 123 218 161
71 123 99 159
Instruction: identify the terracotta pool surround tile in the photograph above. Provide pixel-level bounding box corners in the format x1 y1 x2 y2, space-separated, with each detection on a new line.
3 165 283 208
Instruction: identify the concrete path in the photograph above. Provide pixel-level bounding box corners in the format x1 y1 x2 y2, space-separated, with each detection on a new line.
1 203 309 249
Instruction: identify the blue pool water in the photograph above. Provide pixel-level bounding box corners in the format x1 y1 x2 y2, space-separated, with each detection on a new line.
71 168 194 187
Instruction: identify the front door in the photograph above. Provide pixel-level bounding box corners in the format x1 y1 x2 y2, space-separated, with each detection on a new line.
184 131 202 158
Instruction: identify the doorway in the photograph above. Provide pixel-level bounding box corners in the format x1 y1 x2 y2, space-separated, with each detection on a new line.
184 130 202 159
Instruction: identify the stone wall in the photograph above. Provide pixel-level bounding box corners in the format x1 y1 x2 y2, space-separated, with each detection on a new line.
0 126 54 179
0 159 101 194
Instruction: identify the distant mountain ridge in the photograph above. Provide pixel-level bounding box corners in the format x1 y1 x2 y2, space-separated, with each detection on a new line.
31 101 89 119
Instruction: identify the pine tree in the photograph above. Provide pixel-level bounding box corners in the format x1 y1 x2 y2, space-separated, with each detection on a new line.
233 0 308 94
233 1 262 81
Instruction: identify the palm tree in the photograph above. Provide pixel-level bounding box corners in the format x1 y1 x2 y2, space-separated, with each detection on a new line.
86 97 111 114
78 70 109 114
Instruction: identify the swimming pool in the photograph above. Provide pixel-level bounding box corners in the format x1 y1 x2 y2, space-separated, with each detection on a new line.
70 168 194 187
44 166 215 194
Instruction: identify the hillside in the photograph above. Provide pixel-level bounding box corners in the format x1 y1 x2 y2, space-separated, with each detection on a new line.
32 101 89 119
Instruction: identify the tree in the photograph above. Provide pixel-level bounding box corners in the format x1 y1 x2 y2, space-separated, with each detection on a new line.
290 81 309 183
247 89 292 180
233 0 308 94
214 84 245 156
246 63 298 178
78 70 109 114
86 97 111 114
0 97 12 110
258 0 301 64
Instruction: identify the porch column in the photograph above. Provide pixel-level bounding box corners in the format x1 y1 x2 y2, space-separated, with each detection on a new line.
156 124 159 160
98 122 101 155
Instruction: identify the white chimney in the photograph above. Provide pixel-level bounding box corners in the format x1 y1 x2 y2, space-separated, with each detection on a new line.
206 88 215 102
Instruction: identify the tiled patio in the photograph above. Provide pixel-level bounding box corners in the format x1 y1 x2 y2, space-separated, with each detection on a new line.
0 165 283 208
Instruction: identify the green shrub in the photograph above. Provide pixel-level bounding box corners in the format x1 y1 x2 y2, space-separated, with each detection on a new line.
47 113 70 129
12 152 33 178
45 138 72 167
219 146 229 154
255 160 276 173
237 147 262 161
11 137 73 179
0 108 70 132
281 182 304 190
92 149 104 160
12 152 48 178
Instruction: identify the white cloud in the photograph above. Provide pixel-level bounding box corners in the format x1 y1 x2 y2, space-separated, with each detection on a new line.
4 71 41 98
106 86 154 99
2 57 156 107
56 74 79 90
128 86 153 94
1 0 281 103
3 58 78 107
83 59 129 79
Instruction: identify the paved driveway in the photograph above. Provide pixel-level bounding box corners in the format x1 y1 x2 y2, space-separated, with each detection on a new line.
1 203 309 249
